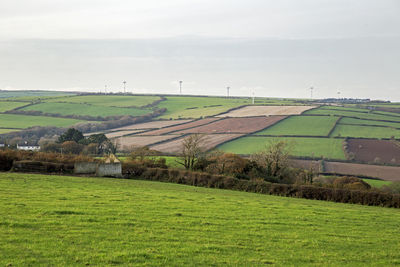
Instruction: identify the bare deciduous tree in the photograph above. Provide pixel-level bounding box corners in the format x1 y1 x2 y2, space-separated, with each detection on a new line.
178 134 206 170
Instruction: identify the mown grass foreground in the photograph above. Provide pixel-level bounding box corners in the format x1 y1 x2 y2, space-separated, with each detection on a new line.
1 173 400 266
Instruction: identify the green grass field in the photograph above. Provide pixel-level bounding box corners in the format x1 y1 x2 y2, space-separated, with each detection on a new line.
0 101 29 112
157 96 253 119
0 128 20 134
362 179 392 188
217 136 346 159
22 102 151 118
255 115 338 136
305 106 400 122
45 95 161 108
1 173 399 266
331 124 400 139
0 90 74 100
339 117 400 128
156 96 301 119
0 114 84 129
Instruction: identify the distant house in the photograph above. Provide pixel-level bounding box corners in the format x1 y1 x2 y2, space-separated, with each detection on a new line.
17 143 40 151
0 144 5 148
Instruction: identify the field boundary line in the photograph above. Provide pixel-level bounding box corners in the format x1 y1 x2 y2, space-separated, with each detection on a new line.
327 116 342 137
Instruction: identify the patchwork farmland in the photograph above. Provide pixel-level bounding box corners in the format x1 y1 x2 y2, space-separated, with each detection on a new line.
1 91 400 180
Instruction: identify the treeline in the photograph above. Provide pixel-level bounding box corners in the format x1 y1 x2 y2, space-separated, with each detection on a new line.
6 107 165 122
122 166 400 208
0 149 94 172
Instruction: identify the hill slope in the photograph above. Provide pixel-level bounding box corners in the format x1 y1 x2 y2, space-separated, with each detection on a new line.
0 173 399 266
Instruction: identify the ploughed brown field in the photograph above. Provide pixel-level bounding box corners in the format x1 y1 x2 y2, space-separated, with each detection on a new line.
115 135 179 150
347 139 400 165
105 130 144 139
175 116 286 134
217 105 316 117
151 134 245 154
290 159 321 171
109 120 193 131
324 161 400 181
140 118 220 135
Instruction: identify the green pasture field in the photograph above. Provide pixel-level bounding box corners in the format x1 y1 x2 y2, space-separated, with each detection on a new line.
363 179 392 188
305 106 400 122
0 129 20 134
331 124 400 139
157 96 253 119
1 173 400 266
0 101 28 112
339 117 400 128
217 136 346 160
45 95 161 108
0 90 74 99
156 96 301 119
0 114 84 129
360 102 400 109
322 105 370 113
255 115 338 136
22 102 151 118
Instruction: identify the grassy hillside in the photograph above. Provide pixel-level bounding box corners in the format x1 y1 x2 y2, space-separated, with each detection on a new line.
0 114 84 129
0 101 29 112
331 124 400 139
305 106 400 122
22 102 151 118
157 96 252 119
218 136 346 159
255 115 338 136
0 90 74 99
340 117 400 128
156 96 301 119
0 173 399 266
45 95 161 108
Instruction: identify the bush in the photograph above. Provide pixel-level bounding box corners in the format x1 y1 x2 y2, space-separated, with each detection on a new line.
333 176 371 190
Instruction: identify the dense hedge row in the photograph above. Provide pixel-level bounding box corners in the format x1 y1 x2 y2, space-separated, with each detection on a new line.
123 166 400 208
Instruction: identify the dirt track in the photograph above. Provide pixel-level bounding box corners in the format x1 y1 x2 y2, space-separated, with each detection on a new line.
347 139 400 165
217 105 316 117
176 116 286 134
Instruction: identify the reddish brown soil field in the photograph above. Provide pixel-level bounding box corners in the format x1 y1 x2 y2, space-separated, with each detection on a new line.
105 130 144 139
115 135 179 150
290 159 321 171
140 118 220 135
347 139 400 165
175 116 286 134
324 161 400 181
151 134 245 154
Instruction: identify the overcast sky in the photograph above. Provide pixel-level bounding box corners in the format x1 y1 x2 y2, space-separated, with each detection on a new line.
1 0 399 100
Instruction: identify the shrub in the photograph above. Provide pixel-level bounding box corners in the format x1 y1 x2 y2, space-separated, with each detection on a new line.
333 176 371 190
